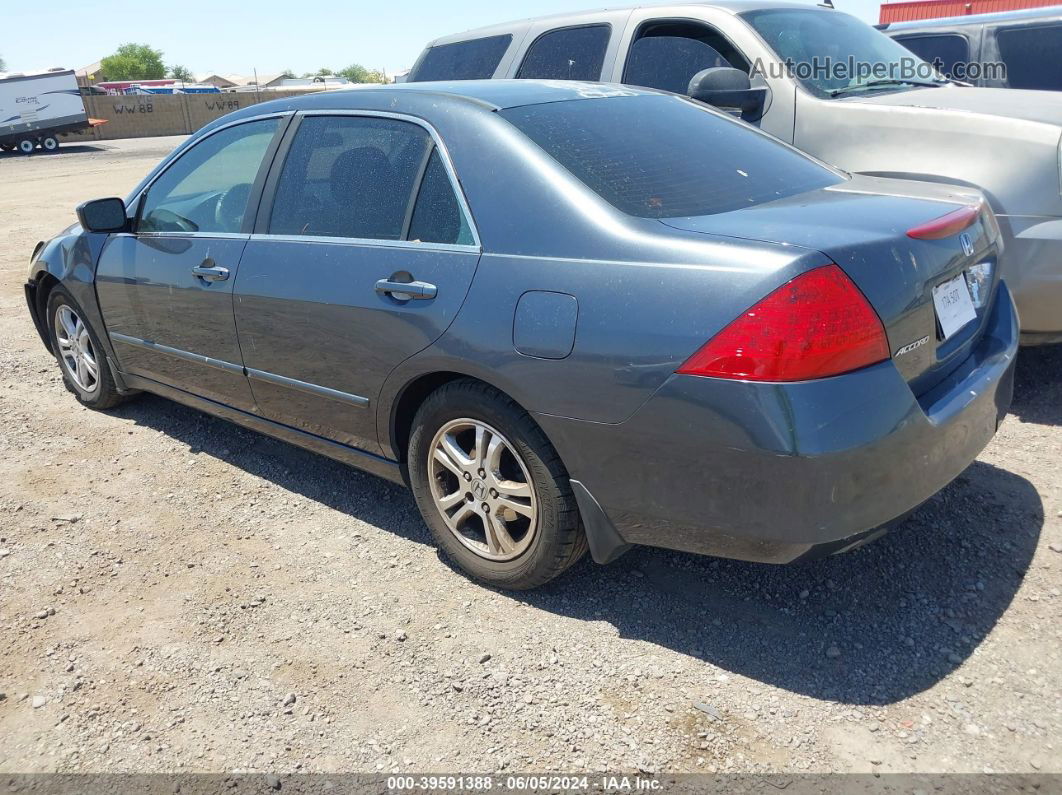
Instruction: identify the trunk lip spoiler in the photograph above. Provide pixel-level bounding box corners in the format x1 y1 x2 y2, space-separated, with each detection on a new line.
907 203 983 241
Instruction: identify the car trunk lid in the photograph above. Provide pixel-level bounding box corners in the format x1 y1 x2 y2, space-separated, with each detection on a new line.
661 175 1002 395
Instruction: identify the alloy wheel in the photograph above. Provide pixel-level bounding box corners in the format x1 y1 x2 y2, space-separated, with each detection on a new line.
428 418 538 561
54 305 100 394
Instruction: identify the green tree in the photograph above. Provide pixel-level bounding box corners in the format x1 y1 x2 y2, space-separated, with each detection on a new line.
280 69 296 79
337 63 387 84
169 64 193 82
100 43 166 81
0 54 6 72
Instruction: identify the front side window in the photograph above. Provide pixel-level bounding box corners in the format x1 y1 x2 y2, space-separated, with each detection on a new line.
139 119 279 234
624 21 749 95
500 94 841 219
517 25 611 81
410 34 513 81
742 9 945 97
269 115 473 245
893 34 970 79
996 24 1062 90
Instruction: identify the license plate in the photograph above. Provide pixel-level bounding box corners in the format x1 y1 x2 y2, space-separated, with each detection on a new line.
933 273 977 340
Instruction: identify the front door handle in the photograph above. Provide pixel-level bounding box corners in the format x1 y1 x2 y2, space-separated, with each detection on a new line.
192 259 229 282
375 278 437 300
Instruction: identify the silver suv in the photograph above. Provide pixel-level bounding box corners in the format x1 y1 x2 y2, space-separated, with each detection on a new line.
410 1 1062 343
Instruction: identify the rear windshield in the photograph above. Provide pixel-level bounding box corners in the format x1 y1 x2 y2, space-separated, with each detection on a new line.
499 94 841 219
410 35 513 81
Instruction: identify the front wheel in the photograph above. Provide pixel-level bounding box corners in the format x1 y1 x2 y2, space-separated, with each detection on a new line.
408 380 586 590
46 286 127 410
17 137 36 154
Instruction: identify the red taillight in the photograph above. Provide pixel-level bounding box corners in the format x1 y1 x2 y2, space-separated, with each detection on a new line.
677 264 889 382
907 204 981 240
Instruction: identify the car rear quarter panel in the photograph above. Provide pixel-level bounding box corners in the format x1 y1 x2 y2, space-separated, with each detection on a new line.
373 98 834 454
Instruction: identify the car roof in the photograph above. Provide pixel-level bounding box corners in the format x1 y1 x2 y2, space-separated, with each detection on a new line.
246 79 664 114
421 1 821 48
879 4 1062 31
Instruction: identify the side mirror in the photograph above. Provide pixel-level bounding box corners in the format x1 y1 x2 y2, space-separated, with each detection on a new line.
688 67 768 121
76 197 129 233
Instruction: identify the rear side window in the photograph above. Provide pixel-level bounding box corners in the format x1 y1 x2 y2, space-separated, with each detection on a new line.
410 35 513 81
269 116 430 240
500 95 840 219
268 115 473 244
624 22 749 95
516 25 611 81
893 34 969 78
408 149 475 245
995 24 1062 90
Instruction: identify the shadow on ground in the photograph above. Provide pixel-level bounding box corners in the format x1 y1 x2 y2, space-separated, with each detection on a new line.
1010 342 1062 426
113 379 1043 706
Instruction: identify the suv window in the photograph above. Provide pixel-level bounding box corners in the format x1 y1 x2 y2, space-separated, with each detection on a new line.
269 115 472 244
893 34 969 78
996 24 1062 90
500 95 840 219
516 25 611 81
410 34 513 81
624 21 749 95
139 119 279 234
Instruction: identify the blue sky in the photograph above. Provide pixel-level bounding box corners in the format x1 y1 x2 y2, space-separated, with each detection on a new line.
1 0 883 77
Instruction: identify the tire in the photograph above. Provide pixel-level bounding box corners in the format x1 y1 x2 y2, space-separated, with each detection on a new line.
408 379 586 590
17 137 36 155
46 285 127 410
41 135 59 152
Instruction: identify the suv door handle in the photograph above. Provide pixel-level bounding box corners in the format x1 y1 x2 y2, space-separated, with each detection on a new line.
192 259 229 282
375 278 437 300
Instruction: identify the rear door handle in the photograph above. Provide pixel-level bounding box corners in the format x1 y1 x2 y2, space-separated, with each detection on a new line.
192 259 229 282
375 278 437 300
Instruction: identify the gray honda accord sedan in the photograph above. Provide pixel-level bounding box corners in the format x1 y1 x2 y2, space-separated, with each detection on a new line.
25 81 1018 589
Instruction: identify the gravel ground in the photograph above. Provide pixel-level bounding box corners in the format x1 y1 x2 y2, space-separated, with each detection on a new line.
0 138 1059 775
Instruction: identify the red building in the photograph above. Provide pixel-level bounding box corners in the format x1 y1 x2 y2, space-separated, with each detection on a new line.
880 0 1062 23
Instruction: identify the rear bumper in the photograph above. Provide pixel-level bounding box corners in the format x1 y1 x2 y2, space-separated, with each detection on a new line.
998 214 1062 336
540 283 1019 564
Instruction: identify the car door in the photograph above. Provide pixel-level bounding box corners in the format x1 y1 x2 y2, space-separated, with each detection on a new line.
233 112 481 454
95 116 285 411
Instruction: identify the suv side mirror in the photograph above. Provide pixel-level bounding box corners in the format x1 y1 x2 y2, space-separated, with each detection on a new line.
688 67 769 121
76 197 129 233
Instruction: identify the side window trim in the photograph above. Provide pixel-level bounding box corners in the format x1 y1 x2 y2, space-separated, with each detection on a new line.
132 113 292 238
254 109 482 251
400 142 437 241
620 16 754 86
515 23 614 80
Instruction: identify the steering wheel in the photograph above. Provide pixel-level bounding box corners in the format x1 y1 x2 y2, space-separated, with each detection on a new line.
215 183 252 232
145 208 198 233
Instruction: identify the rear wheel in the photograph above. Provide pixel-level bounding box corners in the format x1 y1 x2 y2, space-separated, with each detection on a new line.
17 137 36 155
408 380 586 589
41 135 59 152
46 286 127 410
